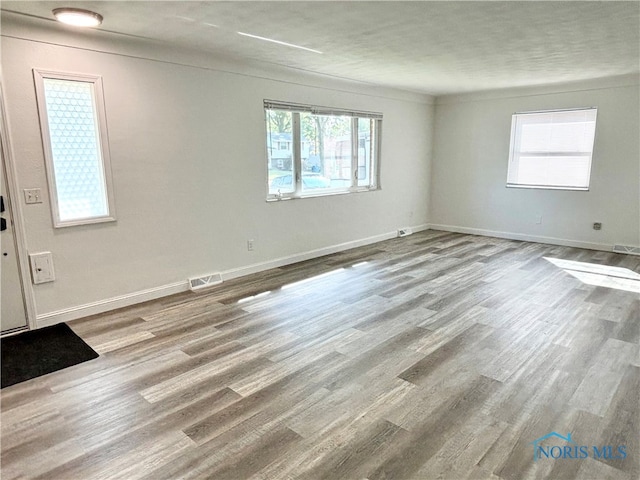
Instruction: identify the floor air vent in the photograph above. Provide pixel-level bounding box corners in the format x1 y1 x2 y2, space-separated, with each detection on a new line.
189 273 223 291
397 228 413 238
613 245 640 256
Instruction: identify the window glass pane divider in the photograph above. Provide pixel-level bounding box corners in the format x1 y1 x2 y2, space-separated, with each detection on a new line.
373 119 382 189
265 109 273 197
292 112 302 197
351 118 358 187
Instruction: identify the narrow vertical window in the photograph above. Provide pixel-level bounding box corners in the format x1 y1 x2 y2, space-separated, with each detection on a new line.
266 109 295 196
34 70 115 227
356 117 377 188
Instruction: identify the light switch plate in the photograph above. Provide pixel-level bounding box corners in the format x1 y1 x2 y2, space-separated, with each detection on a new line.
29 252 55 284
24 188 43 204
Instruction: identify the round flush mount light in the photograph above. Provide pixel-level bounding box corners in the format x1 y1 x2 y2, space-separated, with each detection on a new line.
52 8 103 27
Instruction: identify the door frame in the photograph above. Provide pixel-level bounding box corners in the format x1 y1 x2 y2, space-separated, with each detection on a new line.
0 76 37 331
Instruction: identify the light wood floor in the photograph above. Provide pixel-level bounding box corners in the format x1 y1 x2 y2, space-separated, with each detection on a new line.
1 230 638 480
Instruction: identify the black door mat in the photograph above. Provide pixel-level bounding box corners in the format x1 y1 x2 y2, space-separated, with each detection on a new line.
1 323 99 388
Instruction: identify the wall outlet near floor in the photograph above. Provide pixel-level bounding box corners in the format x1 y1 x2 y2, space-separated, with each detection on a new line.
535 214 543 224
247 239 255 251
593 222 602 230
397 228 413 238
29 252 55 284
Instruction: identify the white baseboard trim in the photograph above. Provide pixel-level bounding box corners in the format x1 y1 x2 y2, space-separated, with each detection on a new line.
221 224 429 282
427 223 614 252
36 281 189 328
36 224 429 328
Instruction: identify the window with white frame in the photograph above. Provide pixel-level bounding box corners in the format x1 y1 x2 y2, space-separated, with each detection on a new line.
507 107 597 190
264 101 381 199
34 70 116 227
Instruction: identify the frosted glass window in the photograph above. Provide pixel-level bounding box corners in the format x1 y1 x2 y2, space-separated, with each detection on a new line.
507 108 597 190
34 71 115 227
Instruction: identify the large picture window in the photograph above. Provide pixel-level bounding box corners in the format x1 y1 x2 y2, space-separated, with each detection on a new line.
507 107 597 190
264 101 381 200
34 70 116 227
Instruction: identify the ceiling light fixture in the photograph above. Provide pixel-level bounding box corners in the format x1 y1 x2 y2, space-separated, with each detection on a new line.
237 31 322 54
52 8 103 27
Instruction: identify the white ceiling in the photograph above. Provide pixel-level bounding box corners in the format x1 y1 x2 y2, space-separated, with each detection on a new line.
2 1 639 95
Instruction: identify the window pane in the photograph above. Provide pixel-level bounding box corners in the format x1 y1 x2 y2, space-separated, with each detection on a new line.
519 115 596 153
301 113 351 192
516 155 591 188
43 78 108 221
357 118 374 187
266 110 295 195
507 108 596 190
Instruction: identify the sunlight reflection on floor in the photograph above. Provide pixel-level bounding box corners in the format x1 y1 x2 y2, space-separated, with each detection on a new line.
544 257 640 293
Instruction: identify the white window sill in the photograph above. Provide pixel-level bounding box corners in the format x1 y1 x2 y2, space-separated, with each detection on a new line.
267 186 379 202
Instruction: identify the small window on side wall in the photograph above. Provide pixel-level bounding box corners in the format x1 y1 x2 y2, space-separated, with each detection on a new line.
34 70 116 227
507 107 597 191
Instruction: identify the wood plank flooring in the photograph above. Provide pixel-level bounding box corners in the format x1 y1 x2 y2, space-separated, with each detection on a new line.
1 230 638 479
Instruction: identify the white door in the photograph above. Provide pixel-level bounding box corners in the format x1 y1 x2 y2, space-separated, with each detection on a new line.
1 165 28 333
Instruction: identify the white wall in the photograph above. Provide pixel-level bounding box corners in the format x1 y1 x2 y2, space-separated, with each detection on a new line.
1 15 434 322
430 77 640 250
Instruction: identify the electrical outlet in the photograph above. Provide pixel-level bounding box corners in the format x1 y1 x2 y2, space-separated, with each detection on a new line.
593 222 602 230
536 215 543 225
247 239 254 251
23 188 43 204
29 252 55 284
